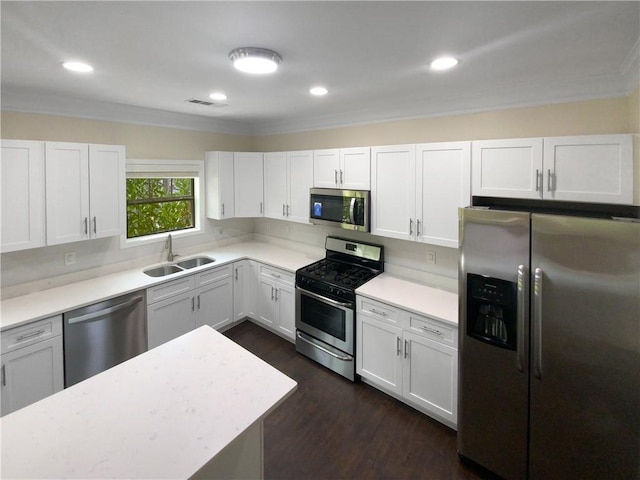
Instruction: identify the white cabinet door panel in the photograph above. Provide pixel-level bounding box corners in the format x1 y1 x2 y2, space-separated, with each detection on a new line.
340 147 370 190
357 315 403 396
234 152 264 217
472 138 543 199
544 135 633 204
257 279 277 328
287 150 313 224
313 149 340 188
1 140 45 252
45 142 90 245
196 278 233 331
88 144 123 239
371 145 416 241
264 152 288 220
147 292 195 349
205 151 235 219
416 142 470 248
276 284 295 339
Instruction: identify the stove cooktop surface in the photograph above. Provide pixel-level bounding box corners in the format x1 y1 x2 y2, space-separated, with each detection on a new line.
297 258 380 290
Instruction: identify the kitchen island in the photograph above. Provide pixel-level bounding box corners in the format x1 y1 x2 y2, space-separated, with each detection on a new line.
0 326 297 479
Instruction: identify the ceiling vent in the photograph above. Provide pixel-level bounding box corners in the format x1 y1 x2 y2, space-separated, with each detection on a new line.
185 98 228 107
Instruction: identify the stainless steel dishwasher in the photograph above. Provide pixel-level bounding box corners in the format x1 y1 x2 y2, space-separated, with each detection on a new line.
63 290 147 387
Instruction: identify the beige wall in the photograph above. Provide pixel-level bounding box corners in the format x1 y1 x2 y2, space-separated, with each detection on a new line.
0 112 253 159
254 95 632 151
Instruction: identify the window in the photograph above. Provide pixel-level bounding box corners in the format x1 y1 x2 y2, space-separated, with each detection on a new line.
124 159 204 246
126 178 195 238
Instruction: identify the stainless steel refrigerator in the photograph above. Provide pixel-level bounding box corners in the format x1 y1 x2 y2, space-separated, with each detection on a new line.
458 205 640 480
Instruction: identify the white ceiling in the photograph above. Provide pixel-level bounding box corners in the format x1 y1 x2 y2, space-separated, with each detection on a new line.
2 1 639 136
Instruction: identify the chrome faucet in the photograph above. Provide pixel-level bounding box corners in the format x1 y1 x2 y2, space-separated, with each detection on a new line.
166 234 178 262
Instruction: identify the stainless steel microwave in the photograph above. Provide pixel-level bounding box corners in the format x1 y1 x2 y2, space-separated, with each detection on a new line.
309 188 370 232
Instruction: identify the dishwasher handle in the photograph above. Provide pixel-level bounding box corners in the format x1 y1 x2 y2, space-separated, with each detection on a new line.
67 295 143 324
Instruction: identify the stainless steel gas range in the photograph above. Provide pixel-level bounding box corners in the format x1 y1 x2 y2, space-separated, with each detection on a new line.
295 236 384 381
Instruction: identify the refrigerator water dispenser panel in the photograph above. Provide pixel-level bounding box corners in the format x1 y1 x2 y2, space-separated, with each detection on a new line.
467 274 517 350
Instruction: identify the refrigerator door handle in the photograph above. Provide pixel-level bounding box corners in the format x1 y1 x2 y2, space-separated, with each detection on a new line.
516 265 527 373
533 267 544 379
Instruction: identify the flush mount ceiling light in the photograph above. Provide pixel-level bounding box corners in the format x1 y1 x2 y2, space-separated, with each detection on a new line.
309 86 328 96
430 56 459 71
229 47 282 74
209 92 228 101
62 61 94 73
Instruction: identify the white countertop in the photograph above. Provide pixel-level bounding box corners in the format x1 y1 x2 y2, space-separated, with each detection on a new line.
0 325 297 479
355 273 458 326
0 240 324 331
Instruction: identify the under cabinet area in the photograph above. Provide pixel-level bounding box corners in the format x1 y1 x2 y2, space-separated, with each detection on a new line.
146 264 233 348
1 316 64 416
356 295 458 429
256 264 296 341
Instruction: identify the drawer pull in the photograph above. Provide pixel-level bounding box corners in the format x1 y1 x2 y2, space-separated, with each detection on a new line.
420 325 443 336
396 337 401 356
370 308 388 317
15 329 46 342
270 273 281 279
1 365 6 387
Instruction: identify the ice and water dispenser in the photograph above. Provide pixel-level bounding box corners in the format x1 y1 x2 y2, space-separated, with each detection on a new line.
466 273 517 350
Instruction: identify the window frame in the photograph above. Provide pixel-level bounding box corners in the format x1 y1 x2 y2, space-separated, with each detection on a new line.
121 159 205 249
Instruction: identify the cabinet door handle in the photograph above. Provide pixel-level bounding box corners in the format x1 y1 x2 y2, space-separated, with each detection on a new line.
416 219 421 237
340 169 344 185
274 288 279 302
191 297 195 312
84 217 88 235
404 339 409 359
1 365 5 387
409 219 413 236
93 216 97 234
197 295 201 310
420 326 442 336
283 204 286 216
535 169 540 192
286 204 290 216
222 203 225 216
235 268 239 281
547 169 552 192
370 308 387 317
271 287 274 301
396 337 401 356
334 169 338 185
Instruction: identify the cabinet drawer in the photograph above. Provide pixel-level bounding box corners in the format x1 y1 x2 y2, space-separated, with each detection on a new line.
147 276 195 304
195 264 232 287
1 315 62 353
357 297 400 325
407 313 457 348
258 264 294 286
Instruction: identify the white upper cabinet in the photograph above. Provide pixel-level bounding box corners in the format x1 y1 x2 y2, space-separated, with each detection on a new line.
205 151 234 220
234 152 264 217
314 147 370 190
45 142 124 245
264 150 313 224
543 134 633 204
415 142 471 248
472 135 633 204
0 140 46 252
472 138 544 200
371 144 417 241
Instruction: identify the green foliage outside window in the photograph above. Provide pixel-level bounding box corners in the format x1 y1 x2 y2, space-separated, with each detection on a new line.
126 178 195 238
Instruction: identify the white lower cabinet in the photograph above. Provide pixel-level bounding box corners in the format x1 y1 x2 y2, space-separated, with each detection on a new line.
146 265 233 349
1 316 64 416
357 295 458 429
233 260 258 321
256 264 295 341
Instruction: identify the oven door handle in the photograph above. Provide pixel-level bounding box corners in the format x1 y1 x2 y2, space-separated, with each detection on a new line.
296 331 353 361
296 286 354 309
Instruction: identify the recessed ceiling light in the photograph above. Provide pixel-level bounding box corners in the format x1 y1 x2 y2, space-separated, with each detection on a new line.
62 61 94 73
310 86 328 96
229 47 282 75
430 56 459 71
209 92 228 101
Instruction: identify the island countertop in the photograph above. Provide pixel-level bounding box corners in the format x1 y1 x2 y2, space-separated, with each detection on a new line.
0 326 297 479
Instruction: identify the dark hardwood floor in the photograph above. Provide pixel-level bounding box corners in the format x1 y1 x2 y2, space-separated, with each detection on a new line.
223 321 487 480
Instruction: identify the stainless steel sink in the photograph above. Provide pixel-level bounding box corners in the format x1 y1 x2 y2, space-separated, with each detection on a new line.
143 265 184 277
176 256 215 269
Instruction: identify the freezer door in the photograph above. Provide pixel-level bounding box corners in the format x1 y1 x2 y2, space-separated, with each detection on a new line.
458 207 530 480
530 214 640 479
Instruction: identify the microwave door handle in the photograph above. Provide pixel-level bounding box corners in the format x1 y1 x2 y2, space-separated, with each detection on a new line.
349 197 356 224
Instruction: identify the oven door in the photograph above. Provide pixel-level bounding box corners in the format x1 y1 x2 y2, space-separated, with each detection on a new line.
295 286 354 355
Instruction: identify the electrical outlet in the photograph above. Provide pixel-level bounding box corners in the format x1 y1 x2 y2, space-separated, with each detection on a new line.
426 250 436 265
64 252 76 266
